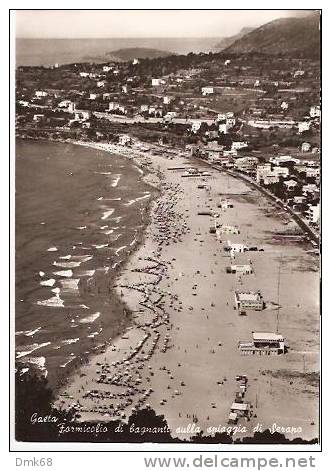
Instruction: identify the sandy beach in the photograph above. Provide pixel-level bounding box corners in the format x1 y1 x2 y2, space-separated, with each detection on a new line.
55 142 319 442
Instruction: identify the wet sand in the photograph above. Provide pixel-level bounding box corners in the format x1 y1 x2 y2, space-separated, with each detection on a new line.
55 144 319 442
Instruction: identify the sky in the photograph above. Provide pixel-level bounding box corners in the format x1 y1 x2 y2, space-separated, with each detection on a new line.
14 9 314 39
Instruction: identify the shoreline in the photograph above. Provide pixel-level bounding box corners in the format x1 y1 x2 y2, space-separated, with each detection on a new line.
53 142 319 442
15 137 162 391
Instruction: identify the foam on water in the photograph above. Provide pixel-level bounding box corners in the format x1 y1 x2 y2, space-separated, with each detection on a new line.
53 261 82 268
60 356 76 368
115 246 126 256
101 208 115 220
36 293 64 307
47 247 58 252
16 342 51 359
16 327 42 337
40 278 56 287
62 338 79 345
53 269 73 278
79 312 101 324
124 194 151 206
75 269 95 277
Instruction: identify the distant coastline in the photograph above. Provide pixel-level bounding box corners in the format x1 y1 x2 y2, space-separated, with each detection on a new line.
16 37 222 67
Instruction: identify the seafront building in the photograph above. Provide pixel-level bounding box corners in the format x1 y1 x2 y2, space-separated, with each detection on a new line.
226 264 253 275
234 290 264 311
238 332 286 355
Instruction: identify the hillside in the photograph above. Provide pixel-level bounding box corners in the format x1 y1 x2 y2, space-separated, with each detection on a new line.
215 27 255 50
225 13 320 58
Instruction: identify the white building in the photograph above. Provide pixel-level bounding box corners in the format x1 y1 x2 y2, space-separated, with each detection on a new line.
283 179 298 191
103 66 112 72
122 85 128 94
261 173 280 185
132 58 139 65
152 78 162 86
58 100 76 113
302 184 318 196
201 86 214 96
234 156 259 171
232 141 248 151
310 106 321 118
281 101 289 110
298 121 311 134
89 93 98 100
256 163 272 182
270 155 300 166
306 203 320 224
108 102 126 113
227 241 247 253
227 264 253 275
247 119 295 129
140 104 149 112
33 114 45 122
191 120 202 133
35 90 48 98
97 81 105 88
163 96 173 105
74 110 91 121
301 142 311 152
219 123 229 134
306 167 320 179
273 166 290 178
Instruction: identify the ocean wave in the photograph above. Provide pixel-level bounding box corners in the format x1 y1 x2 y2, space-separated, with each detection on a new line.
79 312 101 324
101 208 115 220
40 278 56 287
53 269 73 278
61 338 79 345
124 194 151 206
36 293 64 307
16 342 51 359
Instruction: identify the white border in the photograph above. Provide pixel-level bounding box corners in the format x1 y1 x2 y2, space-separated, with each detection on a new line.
4 0 327 462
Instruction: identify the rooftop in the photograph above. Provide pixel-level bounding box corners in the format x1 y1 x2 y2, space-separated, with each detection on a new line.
236 291 261 301
252 332 284 341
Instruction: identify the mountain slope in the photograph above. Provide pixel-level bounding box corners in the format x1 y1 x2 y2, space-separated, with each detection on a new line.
215 27 255 50
225 13 320 58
